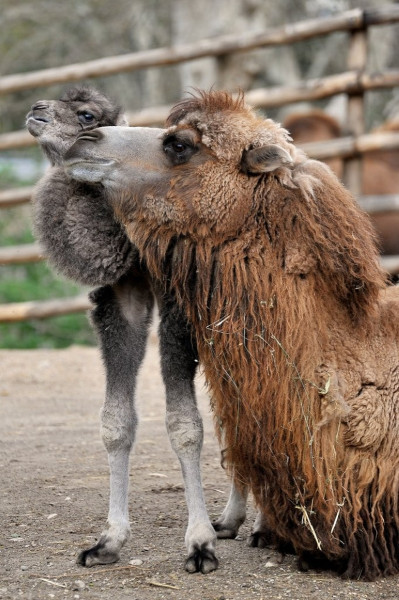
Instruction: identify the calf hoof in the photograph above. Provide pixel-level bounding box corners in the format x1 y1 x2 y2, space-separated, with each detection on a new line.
77 538 120 567
185 542 219 574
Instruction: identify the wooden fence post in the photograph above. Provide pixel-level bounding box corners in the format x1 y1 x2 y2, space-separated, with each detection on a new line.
343 26 368 195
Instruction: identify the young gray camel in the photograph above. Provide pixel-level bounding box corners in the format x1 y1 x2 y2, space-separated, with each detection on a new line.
27 86 218 573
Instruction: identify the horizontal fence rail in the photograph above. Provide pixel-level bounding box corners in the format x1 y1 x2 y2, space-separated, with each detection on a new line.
0 295 91 322
0 187 34 208
1 4 399 323
299 131 399 160
247 70 399 108
0 242 43 265
358 195 399 214
380 256 399 274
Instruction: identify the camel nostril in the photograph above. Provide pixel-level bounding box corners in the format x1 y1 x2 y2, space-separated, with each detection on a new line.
32 101 50 110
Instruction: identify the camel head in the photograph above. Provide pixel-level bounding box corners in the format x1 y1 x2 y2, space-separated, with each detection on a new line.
65 90 297 240
26 86 128 165
65 125 167 189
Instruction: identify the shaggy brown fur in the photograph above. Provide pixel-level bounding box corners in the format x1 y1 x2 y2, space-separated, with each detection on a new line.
102 91 399 579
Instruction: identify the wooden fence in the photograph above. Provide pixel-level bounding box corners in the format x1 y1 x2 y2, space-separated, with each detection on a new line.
1 5 399 322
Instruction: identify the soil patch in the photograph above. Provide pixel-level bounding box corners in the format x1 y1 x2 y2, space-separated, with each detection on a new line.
1 335 398 599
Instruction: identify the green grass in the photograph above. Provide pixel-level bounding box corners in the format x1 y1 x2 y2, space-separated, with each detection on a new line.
0 313 95 349
0 201 96 349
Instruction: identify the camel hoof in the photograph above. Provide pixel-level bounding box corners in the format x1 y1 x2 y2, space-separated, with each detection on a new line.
212 519 239 539
248 530 270 548
185 542 219 574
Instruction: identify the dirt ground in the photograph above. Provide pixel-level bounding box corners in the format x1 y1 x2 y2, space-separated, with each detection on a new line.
1 329 399 600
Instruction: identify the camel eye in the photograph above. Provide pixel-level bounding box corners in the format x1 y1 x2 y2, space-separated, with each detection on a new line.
163 135 198 165
78 112 96 124
172 141 186 153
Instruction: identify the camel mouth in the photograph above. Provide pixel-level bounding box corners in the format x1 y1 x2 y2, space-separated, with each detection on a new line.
26 112 50 124
64 158 115 168
26 114 51 136
32 117 49 123
64 157 116 184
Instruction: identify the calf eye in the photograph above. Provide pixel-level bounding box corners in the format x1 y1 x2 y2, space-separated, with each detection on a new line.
78 112 96 124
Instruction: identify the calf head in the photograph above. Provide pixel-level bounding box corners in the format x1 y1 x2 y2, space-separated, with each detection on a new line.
26 86 128 165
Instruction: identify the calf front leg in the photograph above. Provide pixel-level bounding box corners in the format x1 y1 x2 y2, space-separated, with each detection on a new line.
159 296 218 574
78 276 154 567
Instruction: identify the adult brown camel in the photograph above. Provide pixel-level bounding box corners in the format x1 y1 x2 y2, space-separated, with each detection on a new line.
63 90 399 580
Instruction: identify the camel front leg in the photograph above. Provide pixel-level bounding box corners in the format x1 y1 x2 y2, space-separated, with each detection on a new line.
159 296 218 574
78 276 154 567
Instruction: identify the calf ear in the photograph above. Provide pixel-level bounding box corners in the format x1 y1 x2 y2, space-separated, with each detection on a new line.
242 144 293 175
117 112 129 126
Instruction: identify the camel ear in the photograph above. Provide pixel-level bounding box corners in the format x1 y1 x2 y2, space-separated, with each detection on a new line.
242 144 293 175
